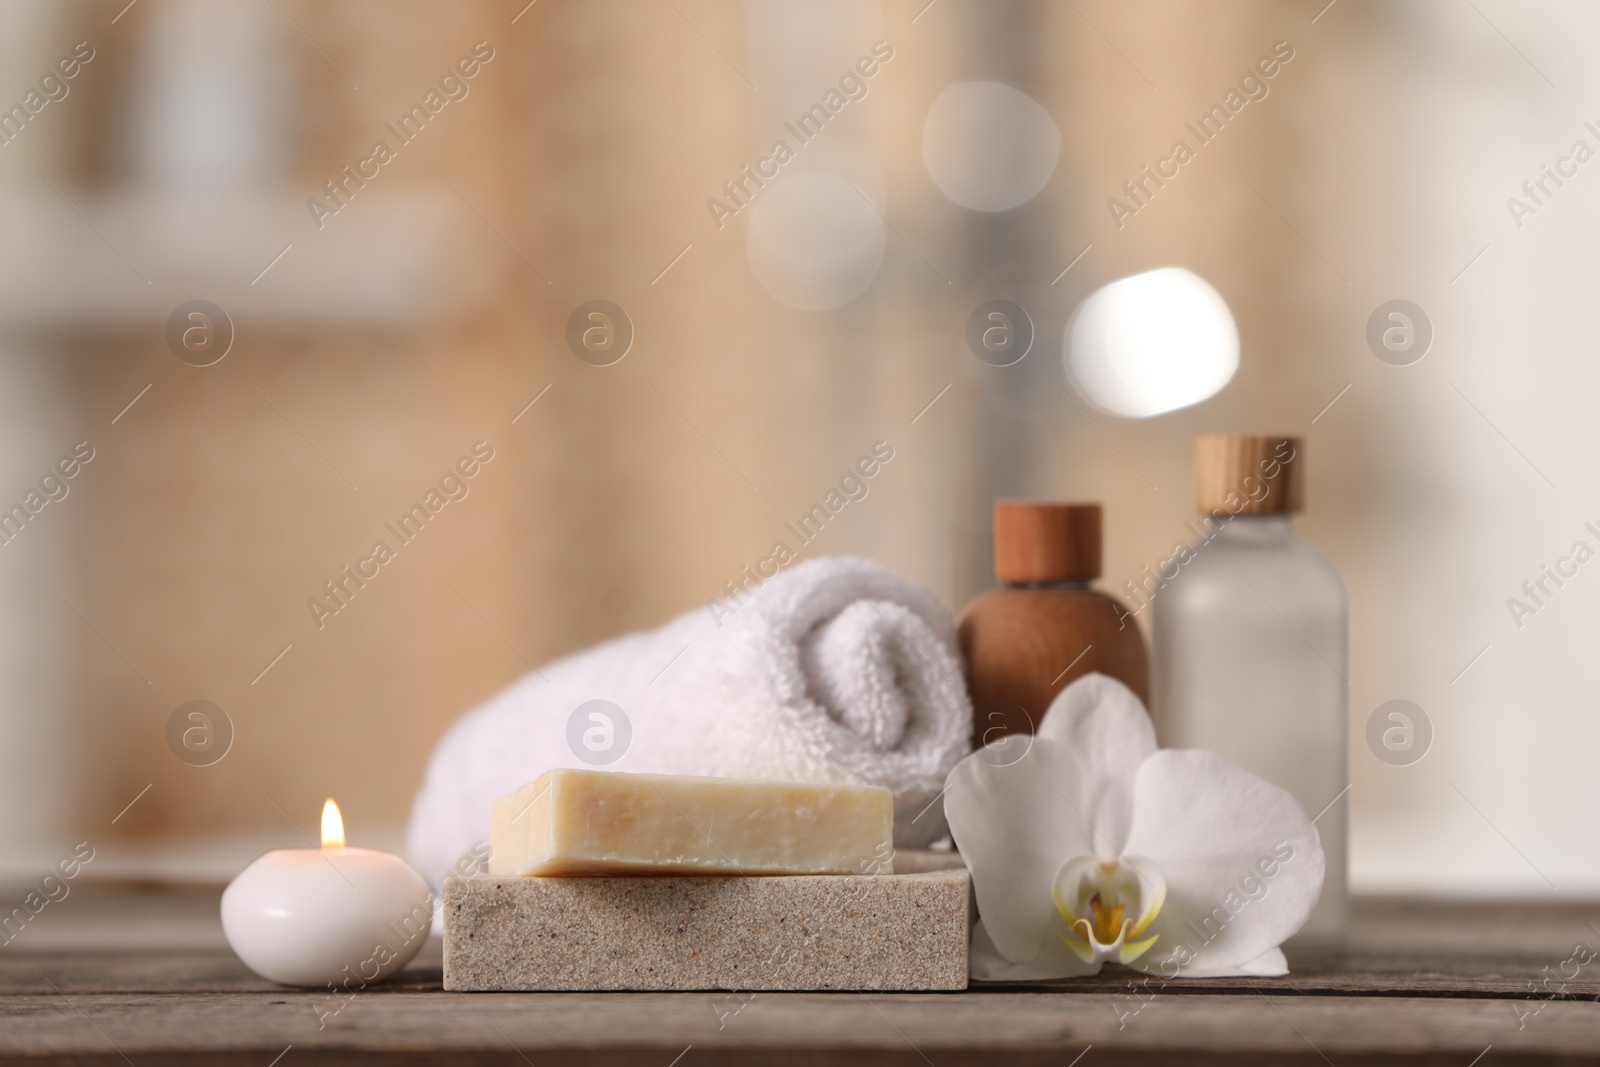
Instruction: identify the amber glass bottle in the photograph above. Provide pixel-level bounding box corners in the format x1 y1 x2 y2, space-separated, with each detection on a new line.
958 502 1150 744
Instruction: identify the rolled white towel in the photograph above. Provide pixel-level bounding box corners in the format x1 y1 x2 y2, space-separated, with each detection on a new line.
406 556 973 883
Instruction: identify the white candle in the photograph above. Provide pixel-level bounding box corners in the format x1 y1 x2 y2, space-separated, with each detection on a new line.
222 798 434 988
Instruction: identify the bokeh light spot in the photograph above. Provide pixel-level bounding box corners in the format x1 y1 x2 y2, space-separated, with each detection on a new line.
1063 268 1239 418
746 172 885 311
922 82 1060 212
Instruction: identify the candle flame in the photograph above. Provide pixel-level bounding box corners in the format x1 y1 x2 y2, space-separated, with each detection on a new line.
321 798 345 849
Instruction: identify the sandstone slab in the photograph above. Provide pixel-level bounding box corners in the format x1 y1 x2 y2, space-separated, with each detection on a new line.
443 867 970 992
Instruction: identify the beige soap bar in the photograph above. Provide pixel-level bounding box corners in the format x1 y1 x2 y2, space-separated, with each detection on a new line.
489 769 894 876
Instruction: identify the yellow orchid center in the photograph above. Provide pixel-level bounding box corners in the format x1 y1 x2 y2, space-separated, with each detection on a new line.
1052 855 1167 966
1085 891 1126 945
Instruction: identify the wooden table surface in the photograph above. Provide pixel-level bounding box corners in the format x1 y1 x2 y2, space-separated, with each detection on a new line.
2 886 1597 1065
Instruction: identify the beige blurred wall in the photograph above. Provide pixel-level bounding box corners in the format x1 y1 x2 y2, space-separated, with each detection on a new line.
59 0 791 867
3 0 1594 899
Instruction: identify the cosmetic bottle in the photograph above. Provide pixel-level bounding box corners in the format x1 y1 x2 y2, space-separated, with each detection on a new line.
1152 435 1348 945
959 502 1150 744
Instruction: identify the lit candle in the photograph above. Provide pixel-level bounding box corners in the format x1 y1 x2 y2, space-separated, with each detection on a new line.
222 799 434 988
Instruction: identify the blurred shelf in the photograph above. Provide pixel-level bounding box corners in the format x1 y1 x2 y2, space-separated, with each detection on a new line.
1 895 1596 1064
0 186 496 333
1 828 413 890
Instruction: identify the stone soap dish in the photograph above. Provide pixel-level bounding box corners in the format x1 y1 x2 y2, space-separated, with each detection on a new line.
443 852 970 992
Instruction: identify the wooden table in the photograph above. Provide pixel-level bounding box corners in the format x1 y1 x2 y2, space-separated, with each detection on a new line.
2 885 1597 1064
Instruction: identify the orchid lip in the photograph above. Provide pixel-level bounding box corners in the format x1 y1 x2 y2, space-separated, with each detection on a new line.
1052 855 1166 966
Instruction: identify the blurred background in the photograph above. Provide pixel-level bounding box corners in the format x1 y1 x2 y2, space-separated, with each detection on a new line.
0 0 1593 904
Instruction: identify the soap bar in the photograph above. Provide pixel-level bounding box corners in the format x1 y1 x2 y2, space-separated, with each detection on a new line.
489 769 894 876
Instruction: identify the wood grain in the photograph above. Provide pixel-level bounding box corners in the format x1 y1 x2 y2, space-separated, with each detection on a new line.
992 502 1102 583
1194 435 1303 514
1 895 1597 1064
0 986 1595 1065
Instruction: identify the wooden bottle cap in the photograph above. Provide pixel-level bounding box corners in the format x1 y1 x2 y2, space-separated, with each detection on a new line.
1194 435 1303 515
993 502 1101 583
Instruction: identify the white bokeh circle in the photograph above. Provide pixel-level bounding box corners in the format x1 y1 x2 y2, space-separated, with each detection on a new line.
745 172 885 311
922 82 1061 212
1063 268 1239 419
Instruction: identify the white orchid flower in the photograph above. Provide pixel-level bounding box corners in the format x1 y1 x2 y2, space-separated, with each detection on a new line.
945 672 1324 980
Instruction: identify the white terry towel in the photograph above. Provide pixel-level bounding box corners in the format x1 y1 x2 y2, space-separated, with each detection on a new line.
406 556 973 883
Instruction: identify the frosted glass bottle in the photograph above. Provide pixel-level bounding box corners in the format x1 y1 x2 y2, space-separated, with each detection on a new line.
1152 436 1348 946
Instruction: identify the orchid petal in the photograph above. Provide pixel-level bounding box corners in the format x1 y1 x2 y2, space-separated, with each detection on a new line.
1118 931 1161 966
1182 946 1290 978
970 916 1102 981
1123 750 1323 977
1126 855 1166 937
1035 673 1157 854
945 735 1090 963
1143 946 1289 978
1058 925 1098 966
